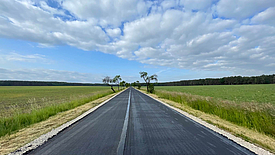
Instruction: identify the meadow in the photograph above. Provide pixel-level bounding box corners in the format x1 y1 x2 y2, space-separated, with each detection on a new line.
155 84 275 104
0 86 113 137
152 84 275 138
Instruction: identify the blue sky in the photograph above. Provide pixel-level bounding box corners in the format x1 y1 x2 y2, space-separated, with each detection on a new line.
0 0 275 83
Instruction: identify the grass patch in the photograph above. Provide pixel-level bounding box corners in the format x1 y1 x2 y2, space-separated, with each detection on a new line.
155 84 275 104
154 90 275 138
0 86 114 137
0 86 112 117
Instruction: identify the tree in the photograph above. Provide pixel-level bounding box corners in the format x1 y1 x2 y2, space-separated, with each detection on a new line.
125 83 130 87
136 81 141 89
139 71 158 92
132 82 136 88
102 76 115 92
120 81 126 88
148 83 155 93
113 75 122 91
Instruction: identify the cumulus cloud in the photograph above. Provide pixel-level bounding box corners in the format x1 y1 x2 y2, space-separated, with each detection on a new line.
215 0 275 20
0 0 108 49
0 0 275 76
39 1 66 16
180 0 215 10
61 0 149 27
106 28 121 38
251 7 275 26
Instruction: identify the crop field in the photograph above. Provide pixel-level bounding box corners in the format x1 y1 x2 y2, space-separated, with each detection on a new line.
0 86 112 117
0 86 113 137
152 84 275 138
155 84 275 104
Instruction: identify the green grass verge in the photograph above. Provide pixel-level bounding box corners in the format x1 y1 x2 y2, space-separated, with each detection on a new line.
154 90 275 137
0 91 113 137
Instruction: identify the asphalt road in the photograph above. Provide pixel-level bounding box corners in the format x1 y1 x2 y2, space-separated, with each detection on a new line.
28 87 254 155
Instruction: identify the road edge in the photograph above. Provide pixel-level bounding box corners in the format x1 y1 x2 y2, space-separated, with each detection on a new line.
135 88 272 155
9 88 129 155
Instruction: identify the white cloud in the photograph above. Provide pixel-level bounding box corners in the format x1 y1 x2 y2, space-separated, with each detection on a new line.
251 7 275 26
180 0 215 10
61 0 149 27
0 52 50 63
161 0 176 11
0 0 108 49
0 0 275 76
215 0 275 20
106 28 121 38
0 68 102 82
39 1 66 16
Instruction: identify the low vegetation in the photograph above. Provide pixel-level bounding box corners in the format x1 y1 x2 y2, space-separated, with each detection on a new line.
132 81 141 89
155 85 275 104
0 86 113 137
153 85 275 138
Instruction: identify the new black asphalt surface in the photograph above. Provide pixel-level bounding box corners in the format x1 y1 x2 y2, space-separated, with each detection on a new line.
28 88 130 155
28 87 254 155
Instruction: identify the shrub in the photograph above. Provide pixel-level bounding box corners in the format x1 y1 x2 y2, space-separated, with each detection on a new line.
148 83 155 93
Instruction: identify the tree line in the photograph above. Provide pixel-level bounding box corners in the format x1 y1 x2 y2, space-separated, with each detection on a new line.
102 75 131 92
0 80 106 86
2 74 274 88
154 74 275 86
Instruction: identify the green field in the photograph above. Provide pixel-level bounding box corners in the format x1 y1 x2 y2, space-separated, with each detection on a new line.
152 84 275 138
0 86 113 137
155 84 275 104
0 86 112 117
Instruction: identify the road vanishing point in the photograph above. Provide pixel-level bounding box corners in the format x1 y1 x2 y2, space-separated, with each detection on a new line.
28 87 254 155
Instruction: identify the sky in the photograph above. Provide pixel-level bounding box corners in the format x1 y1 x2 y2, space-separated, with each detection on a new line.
0 0 275 83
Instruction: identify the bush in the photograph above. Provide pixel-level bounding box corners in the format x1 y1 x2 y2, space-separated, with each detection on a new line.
148 83 155 93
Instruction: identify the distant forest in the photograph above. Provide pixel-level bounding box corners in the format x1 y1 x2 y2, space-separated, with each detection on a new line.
1 74 274 86
154 74 275 86
0 81 106 86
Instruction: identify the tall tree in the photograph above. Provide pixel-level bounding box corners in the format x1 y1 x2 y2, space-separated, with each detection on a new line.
113 75 122 91
102 76 115 92
139 71 158 92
